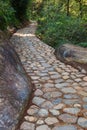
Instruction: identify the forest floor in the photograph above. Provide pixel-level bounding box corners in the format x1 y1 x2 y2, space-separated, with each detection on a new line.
11 22 87 130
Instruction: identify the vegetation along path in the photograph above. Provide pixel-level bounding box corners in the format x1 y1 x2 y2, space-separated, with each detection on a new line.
11 22 87 130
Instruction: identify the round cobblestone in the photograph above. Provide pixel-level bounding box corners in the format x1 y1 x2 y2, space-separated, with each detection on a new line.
61 87 76 93
49 109 60 116
78 117 87 128
58 114 77 123
45 117 59 125
36 119 44 125
63 107 80 115
36 125 51 130
34 89 43 96
52 125 77 130
32 97 45 106
20 122 35 130
38 109 48 117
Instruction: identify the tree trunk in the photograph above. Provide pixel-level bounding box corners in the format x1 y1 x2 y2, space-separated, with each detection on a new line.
79 0 83 18
66 0 70 16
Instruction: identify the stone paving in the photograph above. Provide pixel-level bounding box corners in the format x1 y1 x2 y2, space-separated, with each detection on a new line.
11 22 87 130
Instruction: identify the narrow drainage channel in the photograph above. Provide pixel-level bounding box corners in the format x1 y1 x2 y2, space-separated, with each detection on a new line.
16 83 36 130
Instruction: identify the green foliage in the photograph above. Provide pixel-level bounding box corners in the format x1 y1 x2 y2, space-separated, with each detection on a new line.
0 0 18 30
78 42 87 48
27 0 44 20
36 0 87 48
10 0 32 21
0 0 32 30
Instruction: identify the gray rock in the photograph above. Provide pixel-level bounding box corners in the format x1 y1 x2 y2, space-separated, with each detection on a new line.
74 104 81 108
38 109 48 117
63 99 80 105
78 117 87 128
27 107 39 116
20 122 35 130
55 83 69 89
36 125 51 130
36 120 44 125
83 104 87 109
50 74 61 79
34 89 43 96
63 107 80 115
54 79 64 83
0 42 32 130
44 83 54 88
49 109 60 116
41 101 53 109
43 91 62 99
24 116 37 122
61 87 76 93
58 114 77 123
53 103 65 110
64 94 79 99
52 98 62 105
45 117 59 125
52 125 77 130
32 97 45 106
83 97 87 102
54 44 87 72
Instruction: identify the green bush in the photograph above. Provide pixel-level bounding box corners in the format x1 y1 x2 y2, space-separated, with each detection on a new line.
0 0 32 30
36 3 87 48
10 0 32 21
0 0 18 30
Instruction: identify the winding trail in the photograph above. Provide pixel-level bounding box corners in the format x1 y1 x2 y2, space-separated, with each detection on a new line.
11 22 87 130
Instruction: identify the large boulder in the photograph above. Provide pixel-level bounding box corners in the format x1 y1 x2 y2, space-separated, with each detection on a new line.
54 44 87 72
0 40 32 130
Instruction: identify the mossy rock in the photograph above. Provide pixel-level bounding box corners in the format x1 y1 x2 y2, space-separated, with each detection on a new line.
54 44 87 72
0 41 32 130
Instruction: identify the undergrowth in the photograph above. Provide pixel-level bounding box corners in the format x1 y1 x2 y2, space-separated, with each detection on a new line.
36 3 87 48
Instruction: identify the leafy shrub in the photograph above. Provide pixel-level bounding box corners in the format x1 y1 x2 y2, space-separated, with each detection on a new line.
10 0 32 21
36 2 87 48
0 0 18 30
78 42 87 47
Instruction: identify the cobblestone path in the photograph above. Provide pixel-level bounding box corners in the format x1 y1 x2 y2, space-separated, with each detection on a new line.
11 22 87 130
